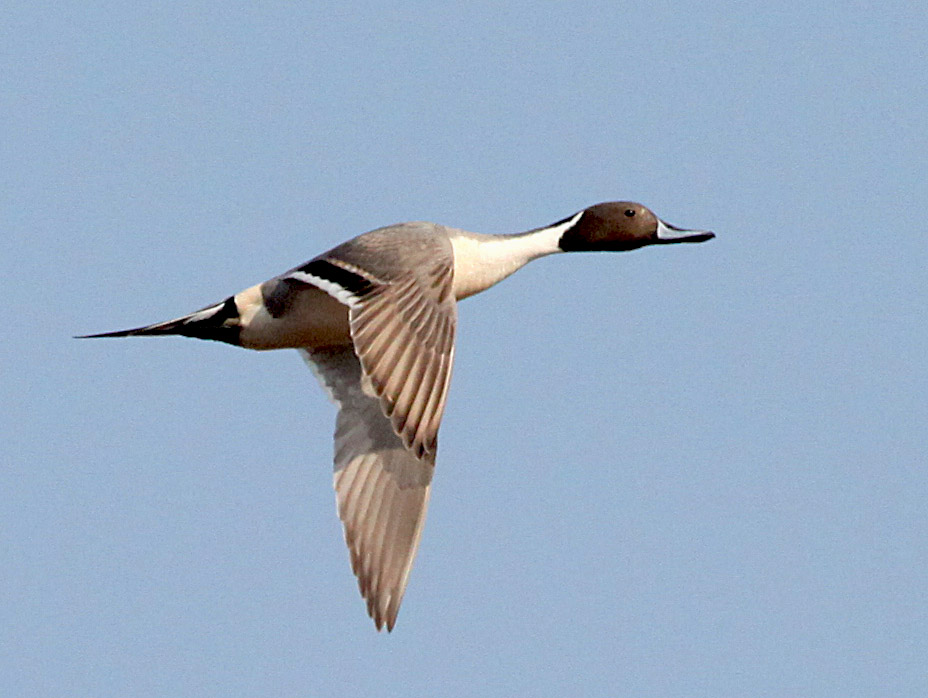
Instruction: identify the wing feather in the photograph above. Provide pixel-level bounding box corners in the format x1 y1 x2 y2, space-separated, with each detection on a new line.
302 346 435 631
349 259 456 458
297 246 455 630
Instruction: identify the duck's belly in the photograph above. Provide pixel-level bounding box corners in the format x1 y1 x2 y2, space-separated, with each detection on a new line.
237 282 351 350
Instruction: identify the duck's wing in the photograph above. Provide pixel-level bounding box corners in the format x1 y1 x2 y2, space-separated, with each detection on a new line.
290 230 456 630
302 346 434 631
346 259 456 459
289 229 457 460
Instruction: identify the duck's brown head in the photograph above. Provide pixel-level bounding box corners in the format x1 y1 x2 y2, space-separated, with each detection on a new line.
557 201 714 252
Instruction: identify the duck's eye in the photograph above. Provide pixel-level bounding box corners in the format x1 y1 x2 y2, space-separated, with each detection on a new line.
624 209 636 217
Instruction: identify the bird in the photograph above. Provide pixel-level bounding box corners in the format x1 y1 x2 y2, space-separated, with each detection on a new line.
80 201 714 631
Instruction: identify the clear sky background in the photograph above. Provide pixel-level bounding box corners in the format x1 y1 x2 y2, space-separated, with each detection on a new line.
3 2 926 696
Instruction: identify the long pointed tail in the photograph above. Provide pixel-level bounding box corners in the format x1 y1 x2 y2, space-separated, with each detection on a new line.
76 296 242 345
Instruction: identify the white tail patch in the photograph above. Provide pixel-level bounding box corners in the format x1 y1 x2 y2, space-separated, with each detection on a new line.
185 302 227 323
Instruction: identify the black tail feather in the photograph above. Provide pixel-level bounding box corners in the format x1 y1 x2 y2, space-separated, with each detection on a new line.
75 296 241 345
75 317 193 339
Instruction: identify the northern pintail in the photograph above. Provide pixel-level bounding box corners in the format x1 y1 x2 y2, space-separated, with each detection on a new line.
81 201 714 631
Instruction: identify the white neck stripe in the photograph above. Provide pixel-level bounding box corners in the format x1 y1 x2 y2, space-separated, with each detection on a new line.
528 210 585 254
450 210 584 300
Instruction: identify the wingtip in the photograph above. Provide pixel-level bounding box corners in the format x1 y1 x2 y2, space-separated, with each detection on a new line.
369 606 385 632
370 612 396 633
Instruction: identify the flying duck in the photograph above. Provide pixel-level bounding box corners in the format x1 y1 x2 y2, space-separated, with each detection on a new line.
81 201 714 631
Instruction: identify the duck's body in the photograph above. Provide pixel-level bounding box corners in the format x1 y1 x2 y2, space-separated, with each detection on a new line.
82 201 713 631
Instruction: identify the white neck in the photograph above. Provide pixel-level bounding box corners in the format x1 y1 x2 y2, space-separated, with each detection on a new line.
450 211 583 300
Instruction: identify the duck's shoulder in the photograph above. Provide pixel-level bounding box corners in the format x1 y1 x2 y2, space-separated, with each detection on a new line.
321 221 456 283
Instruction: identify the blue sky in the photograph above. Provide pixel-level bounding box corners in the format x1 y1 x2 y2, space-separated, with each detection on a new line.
3 2 927 696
